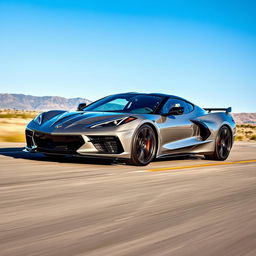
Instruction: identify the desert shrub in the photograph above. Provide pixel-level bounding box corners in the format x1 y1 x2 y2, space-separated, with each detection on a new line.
0 113 37 119
235 135 245 141
238 124 256 129
250 135 256 141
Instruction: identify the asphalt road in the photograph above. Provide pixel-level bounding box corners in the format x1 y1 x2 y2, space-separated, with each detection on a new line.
0 142 256 256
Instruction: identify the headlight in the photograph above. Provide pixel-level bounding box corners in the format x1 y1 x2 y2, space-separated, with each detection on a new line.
90 116 137 128
33 113 43 125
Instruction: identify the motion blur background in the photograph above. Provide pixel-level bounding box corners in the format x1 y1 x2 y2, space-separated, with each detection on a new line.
0 0 255 141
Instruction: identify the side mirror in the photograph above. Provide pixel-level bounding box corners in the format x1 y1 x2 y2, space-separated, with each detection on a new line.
77 103 87 111
168 106 184 115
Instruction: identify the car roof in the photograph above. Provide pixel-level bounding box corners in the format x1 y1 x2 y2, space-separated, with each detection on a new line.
117 92 193 104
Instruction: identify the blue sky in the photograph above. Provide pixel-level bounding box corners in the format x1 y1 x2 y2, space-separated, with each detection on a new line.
0 0 255 112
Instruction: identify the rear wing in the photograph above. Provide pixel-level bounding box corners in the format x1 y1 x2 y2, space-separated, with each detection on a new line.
204 107 232 113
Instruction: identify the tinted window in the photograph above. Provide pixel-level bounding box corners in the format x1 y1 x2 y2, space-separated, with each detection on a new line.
93 98 129 112
161 98 193 114
84 94 164 114
186 102 194 113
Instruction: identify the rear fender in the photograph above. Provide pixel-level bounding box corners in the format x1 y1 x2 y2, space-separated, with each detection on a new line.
190 112 236 153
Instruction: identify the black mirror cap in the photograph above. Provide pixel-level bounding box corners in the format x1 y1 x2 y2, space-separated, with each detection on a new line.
168 106 184 115
77 103 87 111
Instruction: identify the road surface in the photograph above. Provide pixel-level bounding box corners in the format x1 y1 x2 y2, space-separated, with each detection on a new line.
0 142 256 256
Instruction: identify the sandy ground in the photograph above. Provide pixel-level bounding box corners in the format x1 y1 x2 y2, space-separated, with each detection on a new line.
0 119 29 142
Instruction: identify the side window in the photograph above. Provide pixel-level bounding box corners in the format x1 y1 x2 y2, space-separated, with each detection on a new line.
161 99 193 115
176 100 187 114
162 99 183 114
186 102 194 113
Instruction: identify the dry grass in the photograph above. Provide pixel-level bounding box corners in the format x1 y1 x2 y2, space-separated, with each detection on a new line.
235 124 256 141
0 119 29 142
0 110 38 142
0 109 256 142
0 109 38 119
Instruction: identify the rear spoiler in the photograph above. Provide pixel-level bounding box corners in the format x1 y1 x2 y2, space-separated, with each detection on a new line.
204 107 232 113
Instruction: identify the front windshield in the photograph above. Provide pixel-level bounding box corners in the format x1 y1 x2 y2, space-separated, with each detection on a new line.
83 94 164 114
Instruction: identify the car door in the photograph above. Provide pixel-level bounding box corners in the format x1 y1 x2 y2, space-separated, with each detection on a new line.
158 98 195 153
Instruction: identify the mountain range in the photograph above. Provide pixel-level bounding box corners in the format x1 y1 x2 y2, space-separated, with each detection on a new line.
0 93 255 124
0 93 91 111
232 113 256 124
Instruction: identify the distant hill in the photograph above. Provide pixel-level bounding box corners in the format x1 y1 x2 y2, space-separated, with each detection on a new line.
0 93 91 111
232 113 256 124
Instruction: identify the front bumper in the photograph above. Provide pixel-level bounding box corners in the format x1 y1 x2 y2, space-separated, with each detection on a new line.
24 128 133 159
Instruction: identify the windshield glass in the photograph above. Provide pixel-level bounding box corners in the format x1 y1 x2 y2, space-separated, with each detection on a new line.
83 94 164 114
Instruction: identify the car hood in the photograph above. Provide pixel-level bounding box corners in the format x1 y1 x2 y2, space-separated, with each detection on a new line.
30 111 137 132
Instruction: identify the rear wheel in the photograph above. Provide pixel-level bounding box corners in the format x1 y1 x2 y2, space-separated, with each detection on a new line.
205 126 232 161
129 124 157 166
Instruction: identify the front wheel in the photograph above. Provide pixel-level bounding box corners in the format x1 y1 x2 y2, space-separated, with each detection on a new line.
128 124 157 166
205 125 232 161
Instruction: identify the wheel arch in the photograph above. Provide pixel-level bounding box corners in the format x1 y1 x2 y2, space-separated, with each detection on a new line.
142 122 159 158
219 123 234 145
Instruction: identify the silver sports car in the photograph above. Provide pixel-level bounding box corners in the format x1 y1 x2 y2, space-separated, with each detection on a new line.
25 92 236 165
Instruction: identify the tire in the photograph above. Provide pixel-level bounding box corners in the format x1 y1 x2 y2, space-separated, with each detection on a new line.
128 124 157 166
205 125 232 161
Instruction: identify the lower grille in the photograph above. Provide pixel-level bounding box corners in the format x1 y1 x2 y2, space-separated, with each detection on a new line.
88 136 124 154
25 129 34 148
33 131 84 153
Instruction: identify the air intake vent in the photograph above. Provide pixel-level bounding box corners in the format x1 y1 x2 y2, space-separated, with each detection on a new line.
88 136 124 154
33 132 84 153
191 120 211 140
25 129 34 148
